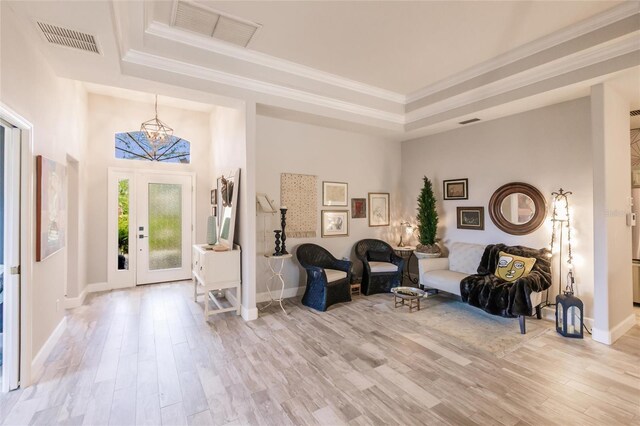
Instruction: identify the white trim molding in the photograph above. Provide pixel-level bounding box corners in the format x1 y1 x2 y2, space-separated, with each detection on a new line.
64 288 88 309
405 2 640 102
31 317 67 382
86 282 110 293
241 306 258 321
145 21 406 104
592 313 637 345
122 50 406 124
405 32 640 125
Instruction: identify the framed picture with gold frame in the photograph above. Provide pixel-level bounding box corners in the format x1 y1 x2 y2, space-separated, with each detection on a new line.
443 178 468 200
321 210 349 237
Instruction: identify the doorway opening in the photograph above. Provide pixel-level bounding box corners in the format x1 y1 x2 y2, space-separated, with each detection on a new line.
630 123 640 321
1 119 21 392
108 169 194 288
66 156 80 300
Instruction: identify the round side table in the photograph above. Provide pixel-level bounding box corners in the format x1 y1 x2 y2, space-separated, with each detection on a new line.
262 253 293 315
392 245 419 286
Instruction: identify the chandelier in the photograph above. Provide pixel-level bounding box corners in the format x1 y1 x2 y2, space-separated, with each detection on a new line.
140 95 173 147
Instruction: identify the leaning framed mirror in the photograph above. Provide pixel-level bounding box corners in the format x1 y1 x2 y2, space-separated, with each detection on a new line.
488 182 546 235
217 169 240 250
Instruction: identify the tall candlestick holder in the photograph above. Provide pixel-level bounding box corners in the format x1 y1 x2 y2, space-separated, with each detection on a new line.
273 230 282 256
280 207 288 255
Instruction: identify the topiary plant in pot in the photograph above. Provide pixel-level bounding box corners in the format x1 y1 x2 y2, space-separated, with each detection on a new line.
415 176 441 258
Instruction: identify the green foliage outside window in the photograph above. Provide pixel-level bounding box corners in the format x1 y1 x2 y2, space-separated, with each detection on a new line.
118 180 129 255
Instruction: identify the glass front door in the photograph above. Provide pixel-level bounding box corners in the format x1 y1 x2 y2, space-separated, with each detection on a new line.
136 173 192 285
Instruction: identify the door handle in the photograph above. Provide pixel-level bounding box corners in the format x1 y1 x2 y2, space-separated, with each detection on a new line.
139 235 148 239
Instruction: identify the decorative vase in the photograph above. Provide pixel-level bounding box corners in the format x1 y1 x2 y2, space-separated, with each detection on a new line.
280 207 288 255
206 215 217 245
273 230 282 256
414 243 442 259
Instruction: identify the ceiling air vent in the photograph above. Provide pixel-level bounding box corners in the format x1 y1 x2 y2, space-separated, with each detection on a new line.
171 0 261 48
631 110 640 117
37 22 99 54
459 118 481 125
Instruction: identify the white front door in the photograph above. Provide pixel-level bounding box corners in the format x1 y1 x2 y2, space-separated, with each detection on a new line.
136 173 193 285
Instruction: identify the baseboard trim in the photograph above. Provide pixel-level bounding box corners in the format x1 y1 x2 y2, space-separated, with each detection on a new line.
64 288 87 309
86 282 136 293
256 286 305 304
31 316 67 381
86 282 109 293
242 306 258 321
592 313 636 345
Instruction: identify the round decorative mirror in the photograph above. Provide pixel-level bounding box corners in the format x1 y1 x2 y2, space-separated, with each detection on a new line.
489 182 546 235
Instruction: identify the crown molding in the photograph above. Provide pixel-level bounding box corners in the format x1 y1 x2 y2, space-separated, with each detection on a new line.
405 2 640 103
405 32 640 124
145 21 407 104
122 2 639 132
122 49 405 124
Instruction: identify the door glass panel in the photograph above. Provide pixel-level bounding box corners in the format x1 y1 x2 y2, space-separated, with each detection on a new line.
148 183 182 270
117 179 129 270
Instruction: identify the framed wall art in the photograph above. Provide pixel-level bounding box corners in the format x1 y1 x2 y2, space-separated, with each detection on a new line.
457 206 484 230
321 210 349 237
323 181 348 206
368 192 390 227
36 155 67 261
351 198 366 218
443 178 468 200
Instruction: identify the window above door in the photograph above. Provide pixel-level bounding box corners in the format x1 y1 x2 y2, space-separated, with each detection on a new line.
115 131 190 163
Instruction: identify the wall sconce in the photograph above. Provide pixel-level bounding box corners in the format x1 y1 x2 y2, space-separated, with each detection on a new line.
398 221 414 247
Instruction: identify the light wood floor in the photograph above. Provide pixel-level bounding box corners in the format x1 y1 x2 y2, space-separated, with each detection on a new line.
1 282 639 426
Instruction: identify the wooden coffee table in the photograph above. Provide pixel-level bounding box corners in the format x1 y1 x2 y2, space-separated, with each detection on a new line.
391 286 426 313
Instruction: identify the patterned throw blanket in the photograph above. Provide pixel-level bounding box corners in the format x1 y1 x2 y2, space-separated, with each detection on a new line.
460 244 552 317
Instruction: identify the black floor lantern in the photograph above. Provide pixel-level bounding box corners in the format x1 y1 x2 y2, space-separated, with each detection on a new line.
556 275 584 339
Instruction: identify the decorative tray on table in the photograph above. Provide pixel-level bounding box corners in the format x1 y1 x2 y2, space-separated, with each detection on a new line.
391 286 426 299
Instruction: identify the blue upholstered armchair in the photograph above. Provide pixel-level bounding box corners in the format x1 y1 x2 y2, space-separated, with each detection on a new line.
296 244 352 311
355 239 404 295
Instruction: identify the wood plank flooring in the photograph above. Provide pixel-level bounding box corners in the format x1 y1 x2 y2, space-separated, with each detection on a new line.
1 282 639 425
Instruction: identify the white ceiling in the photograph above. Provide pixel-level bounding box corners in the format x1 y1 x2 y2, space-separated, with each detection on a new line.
197 1 623 93
5 0 639 139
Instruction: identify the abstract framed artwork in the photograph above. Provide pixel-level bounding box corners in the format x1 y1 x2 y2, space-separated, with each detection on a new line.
321 210 349 237
457 206 484 230
443 178 469 200
351 198 367 219
323 181 348 206
36 155 67 261
368 192 390 227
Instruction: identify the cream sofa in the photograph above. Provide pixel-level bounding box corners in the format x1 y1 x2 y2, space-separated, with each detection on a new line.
418 242 543 317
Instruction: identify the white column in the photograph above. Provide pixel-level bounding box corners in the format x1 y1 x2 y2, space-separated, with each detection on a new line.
591 82 635 344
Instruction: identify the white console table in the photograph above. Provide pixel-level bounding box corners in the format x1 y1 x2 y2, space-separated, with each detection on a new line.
192 244 241 318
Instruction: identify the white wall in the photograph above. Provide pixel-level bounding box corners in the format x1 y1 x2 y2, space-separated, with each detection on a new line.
401 98 596 318
591 83 634 343
255 114 402 300
210 103 258 320
1 2 88 367
84 93 212 285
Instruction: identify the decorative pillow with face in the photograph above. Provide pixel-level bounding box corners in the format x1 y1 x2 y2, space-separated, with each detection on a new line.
495 251 537 282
